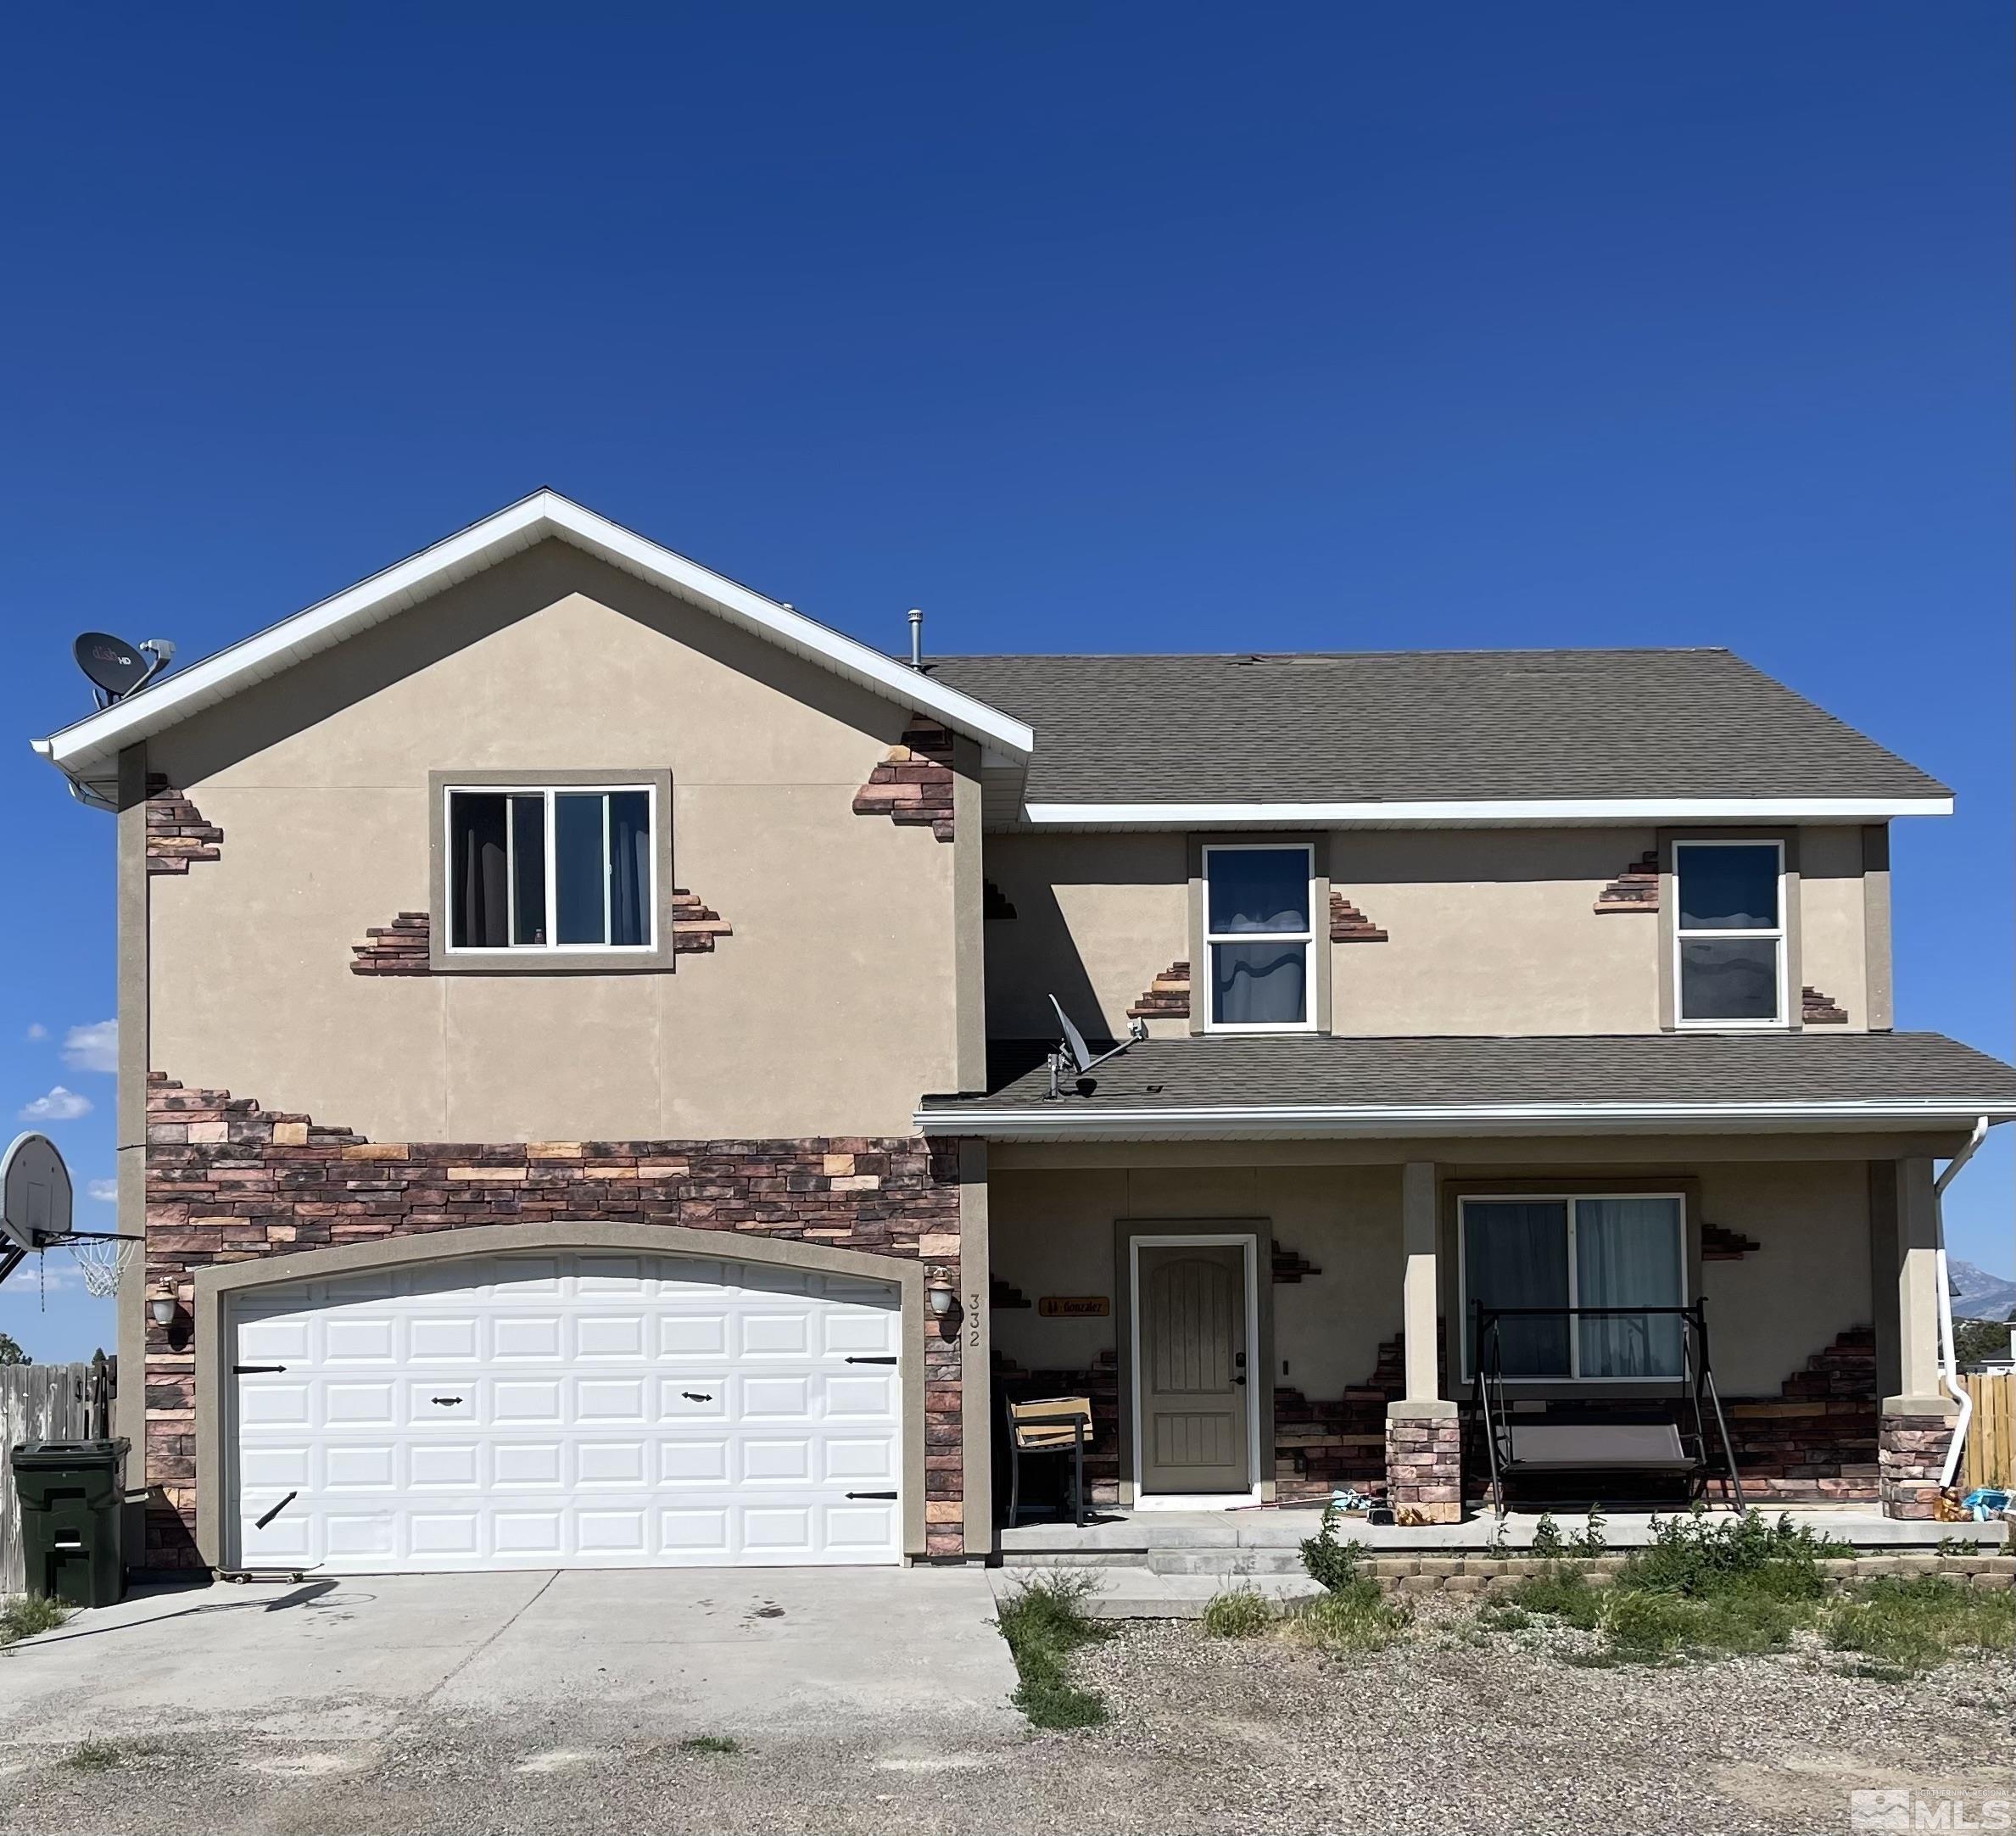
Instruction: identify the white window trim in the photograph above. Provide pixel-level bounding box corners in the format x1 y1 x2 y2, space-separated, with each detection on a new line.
1200 842 1319 1033
1673 838 1789 1030
442 781 659 956
1456 1191 1689 1385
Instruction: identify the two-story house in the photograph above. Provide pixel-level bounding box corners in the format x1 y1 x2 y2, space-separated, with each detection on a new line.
33 492 2016 1577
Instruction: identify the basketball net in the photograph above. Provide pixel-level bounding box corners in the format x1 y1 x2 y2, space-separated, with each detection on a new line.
66 1236 139 1299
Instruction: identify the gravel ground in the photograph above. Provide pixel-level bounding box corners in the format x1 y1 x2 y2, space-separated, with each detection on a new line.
2 1598 2008 1835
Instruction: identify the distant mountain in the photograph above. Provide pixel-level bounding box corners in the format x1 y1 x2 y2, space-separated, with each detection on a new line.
1948 1260 2016 1323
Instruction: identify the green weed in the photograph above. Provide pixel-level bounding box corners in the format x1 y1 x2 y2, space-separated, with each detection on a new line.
996 1573 1109 1729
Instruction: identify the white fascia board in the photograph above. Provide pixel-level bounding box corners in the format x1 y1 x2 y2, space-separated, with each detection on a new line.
33 491 1034 778
914 1100 2013 1141
1019 796 1952 829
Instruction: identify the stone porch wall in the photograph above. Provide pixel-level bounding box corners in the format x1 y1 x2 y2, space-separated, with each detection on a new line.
144 1073 968 1569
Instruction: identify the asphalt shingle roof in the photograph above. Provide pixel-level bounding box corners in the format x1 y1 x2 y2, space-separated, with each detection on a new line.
921 1031 2016 1115
921 649 1947 805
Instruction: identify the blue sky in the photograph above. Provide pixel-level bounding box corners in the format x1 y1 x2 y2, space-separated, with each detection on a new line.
2 5 2008 1359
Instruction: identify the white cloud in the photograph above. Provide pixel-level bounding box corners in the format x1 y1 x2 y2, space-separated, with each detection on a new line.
24 1022 47 1041
87 1178 118 1203
18 1087 92 1124
61 1020 118 1075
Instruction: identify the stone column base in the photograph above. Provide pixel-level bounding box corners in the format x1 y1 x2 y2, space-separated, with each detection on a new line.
1386 1402 1462 1525
1879 1400 1957 1520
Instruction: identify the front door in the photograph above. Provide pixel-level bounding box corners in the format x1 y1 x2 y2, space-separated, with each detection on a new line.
1137 1242 1248 1493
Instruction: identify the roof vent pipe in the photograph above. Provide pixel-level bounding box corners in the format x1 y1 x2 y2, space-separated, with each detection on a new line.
908 608 924 671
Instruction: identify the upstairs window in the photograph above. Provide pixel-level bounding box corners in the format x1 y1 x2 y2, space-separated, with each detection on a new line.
446 784 656 952
1203 843 1315 1030
1673 840 1785 1027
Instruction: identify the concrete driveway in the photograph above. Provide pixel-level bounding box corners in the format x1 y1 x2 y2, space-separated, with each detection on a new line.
0 1567 1020 1748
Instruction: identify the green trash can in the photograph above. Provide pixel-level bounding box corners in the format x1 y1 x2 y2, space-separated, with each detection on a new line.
10 1438 129 1608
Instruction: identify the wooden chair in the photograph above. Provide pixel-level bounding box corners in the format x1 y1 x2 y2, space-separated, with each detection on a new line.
1004 1395 1094 1527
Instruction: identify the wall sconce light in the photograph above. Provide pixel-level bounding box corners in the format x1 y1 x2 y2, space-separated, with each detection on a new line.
926 1279 956 1318
149 1282 178 1327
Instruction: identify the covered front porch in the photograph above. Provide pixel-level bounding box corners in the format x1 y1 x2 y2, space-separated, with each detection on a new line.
921 1033 2016 1550
973 1141 1954 1532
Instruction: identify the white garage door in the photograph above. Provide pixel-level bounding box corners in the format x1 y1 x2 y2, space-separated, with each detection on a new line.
227 1250 904 1572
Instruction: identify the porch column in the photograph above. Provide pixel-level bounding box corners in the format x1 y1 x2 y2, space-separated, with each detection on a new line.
1386 1161 1461 1523
1877 1156 1957 1520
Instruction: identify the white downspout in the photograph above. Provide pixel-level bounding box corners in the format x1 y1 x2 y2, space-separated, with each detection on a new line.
1932 1115 1991 1490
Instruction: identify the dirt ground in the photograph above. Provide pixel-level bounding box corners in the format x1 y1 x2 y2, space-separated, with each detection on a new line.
3 1599 2009 1835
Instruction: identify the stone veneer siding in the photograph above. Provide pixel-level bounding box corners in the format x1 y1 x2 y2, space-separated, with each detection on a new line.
1878 1410 1955 1521
143 1073 968 1570
1385 1411 1462 1524
144 778 223 874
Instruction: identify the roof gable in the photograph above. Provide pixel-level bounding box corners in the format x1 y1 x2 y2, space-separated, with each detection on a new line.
32 492 1033 786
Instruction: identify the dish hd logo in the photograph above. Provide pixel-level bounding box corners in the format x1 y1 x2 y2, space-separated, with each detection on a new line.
1852 1792 2013 1831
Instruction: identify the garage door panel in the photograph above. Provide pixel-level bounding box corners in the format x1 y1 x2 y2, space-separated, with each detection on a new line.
659 1438 730 1485
494 1442 564 1487
493 1314 564 1360
577 1314 646 1359
231 1249 905 1572
410 1317 480 1361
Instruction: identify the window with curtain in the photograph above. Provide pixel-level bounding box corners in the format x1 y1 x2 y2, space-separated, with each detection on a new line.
1203 844 1315 1029
1461 1193 1686 1380
446 785 654 951
1674 840 1784 1025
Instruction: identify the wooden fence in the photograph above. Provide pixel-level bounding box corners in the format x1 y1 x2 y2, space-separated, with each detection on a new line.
1959 1373 2014 1493
0 1357 116 1594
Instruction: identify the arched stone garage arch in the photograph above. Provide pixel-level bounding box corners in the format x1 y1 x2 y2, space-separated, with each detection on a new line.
192 1219 928 1571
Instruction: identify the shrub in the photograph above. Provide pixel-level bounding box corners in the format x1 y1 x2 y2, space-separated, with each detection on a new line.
1201 1586 1276 1639
0 1595 69 1646
1298 1503 1367 1593
996 1573 1109 1729
1530 1513 1565 1559
1289 1580 1412 1654
1622 1509 1840 1603
1505 1564 1604 1631
1566 1507 1606 1558
1826 1576 2016 1677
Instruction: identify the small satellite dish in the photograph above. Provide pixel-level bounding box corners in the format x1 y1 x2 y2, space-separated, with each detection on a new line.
1046 995 1148 1097
73 632 173 708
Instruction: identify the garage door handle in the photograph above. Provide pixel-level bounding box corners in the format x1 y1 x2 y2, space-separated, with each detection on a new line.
234 1364 288 1375
254 1490 299 1530
846 1491 898 1500
430 1395 464 1407
844 1356 897 1365
681 1391 713 1403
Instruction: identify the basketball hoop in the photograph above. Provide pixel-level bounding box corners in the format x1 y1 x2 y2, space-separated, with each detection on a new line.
65 1234 140 1299
4 1133 137 1300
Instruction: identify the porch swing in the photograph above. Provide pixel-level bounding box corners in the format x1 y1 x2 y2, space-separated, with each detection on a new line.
1470 1301 1746 1516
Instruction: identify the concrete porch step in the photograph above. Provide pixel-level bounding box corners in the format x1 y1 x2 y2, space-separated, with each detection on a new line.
1008 1545 1316 1576
991 1565 1328 1620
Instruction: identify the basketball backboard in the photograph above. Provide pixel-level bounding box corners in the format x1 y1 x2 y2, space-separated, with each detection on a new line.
1 1131 73 1254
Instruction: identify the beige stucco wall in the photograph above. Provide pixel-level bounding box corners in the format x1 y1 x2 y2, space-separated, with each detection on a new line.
991 1145 1879 1405
990 1164 1402 1399
145 541 968 1141
1331 829 1659 1035
985 825 1878 1039
1796 826 1868 1030
981 832 1189 1040
1695 1158 1871 1394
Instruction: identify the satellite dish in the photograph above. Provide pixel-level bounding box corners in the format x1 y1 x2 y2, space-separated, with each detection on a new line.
1046 995 1148 1097
73 632 174 708
74 632 151 700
